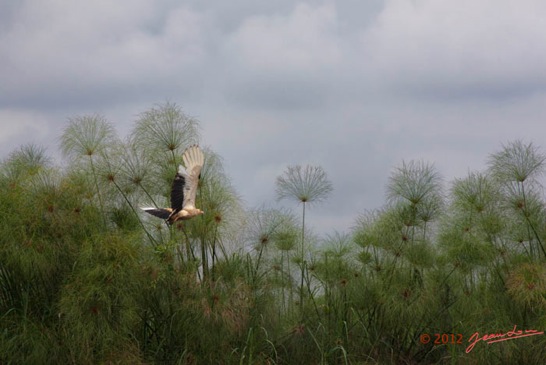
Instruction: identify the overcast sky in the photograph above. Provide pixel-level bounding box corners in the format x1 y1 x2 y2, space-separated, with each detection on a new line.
2 0 546 235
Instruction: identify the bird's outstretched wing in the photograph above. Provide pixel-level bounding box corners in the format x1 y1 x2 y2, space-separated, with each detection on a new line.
141 207 173 219
180 145 204 210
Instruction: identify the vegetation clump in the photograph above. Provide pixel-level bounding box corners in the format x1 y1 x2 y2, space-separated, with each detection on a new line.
1 104 545 364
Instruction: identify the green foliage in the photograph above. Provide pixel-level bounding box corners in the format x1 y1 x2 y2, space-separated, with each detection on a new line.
276 165 333 322
1 112 546 364
276 165 333 205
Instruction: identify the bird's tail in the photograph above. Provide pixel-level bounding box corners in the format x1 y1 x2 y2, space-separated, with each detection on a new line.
141 207 172 220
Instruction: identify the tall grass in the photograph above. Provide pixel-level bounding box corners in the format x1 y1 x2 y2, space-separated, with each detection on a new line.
1 108 545 364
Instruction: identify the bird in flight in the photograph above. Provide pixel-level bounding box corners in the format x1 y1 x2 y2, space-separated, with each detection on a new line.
141 145 204 224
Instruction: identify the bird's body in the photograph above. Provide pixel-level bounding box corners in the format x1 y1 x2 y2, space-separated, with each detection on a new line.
141 145 204 224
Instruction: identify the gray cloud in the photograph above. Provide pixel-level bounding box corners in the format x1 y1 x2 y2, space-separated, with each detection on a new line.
2 0 546 235
0 1 209 109
360 0 546 100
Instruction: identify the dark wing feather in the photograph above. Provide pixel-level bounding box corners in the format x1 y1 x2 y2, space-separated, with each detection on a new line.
170 172 185 211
